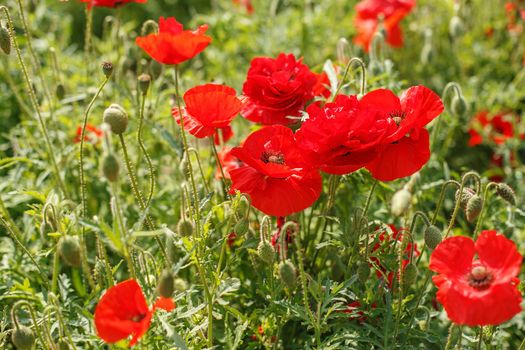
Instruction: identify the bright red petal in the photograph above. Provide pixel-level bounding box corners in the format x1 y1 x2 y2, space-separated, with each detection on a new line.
153 297 176 312
476 230 522 284
359 89 402 116
172 107 215 138
429 236 475 279
399 85 444 133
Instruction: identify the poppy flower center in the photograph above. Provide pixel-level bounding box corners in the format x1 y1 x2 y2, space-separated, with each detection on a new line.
261 150 285 165
130 313 147 322
467 265 493 289
389 111 406 125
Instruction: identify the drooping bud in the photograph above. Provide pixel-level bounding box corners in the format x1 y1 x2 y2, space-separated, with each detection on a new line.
496 183 516 206
257 240 275 264
402 263 418 287
55 83 66 100
451 94 468 116
173 278 188 292
466 195 483 222
157 269 175 298
58 236 82 267
102 153 120 182
449 16 464 38
278 260 296 288
102 61 114 78
234 218 249 235
177 219 194 237
391 188 412 217
0 25 11 55
424 225 442 250
103 104 128 134
138 73 151 95
336 37 350 64
455 187 475 210
356 261 370 283
368 60 382 76
11 325 35 350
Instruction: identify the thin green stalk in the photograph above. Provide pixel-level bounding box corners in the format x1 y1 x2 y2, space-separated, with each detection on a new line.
84 6 93 80
477 327 483 350
209 136 229 199
51 249 60 294
473 183 497 238
137 91 156 209
0 195 23 239
111 184 136 279
1 6 68 198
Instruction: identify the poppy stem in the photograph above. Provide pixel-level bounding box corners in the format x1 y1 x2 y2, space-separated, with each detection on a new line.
472 182 497 238
137 87 156 211
431 180 461 224
477 326 483 350
11 301 47 349
84 6 93 80
333 57 367 99
110 188 136 280
209 136 229 199
445 172 480 239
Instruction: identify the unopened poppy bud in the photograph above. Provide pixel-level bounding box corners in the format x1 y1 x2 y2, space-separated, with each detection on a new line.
356 261 370 283
368 60 382 76
278 260 296 288
455 187 475 210
336 37 350 64
257 240 275 264
56 83 66 100
157 269 175 298
103 104 128 134
391 188 412 217
102 61 114 77
102 153 120 182
234 218 249 235
403 263 418 287
58 236 82 267
424 225 442 250
418 320 428 331
420 44 434 65
0 26 11 55
11 325 35 350
451 95 468 116
496 183 516 206
466 195 483 222
57 339 71 350
177 219 194 237
449 16 464 38
174 278 188 292
138 73 151 94
179 156 191 180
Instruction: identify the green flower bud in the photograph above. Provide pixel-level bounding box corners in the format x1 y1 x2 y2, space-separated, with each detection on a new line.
466 195 483 222
278 260 296 288
177 219 194 237
356 261 370 283
157 269 175 298
496 183 516 206
138 73 151 95
368 60 382 76
449 16 464 38
257 241 275 264
173 278 188 292
420 44 434 65
424 225 442 250
234 218 249 235
455 187 475 210
102 153 120 182
11 326 35 350
103 104 128 134
58 236 82 267
391 188 412 217
55 83 66 100
451 95 468 116
0 26 11 55
102 61 114 78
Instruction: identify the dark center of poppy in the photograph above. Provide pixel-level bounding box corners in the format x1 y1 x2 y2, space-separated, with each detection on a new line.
389 111 406 125
261 150 285 165
130 313 147 322
467 265 493 289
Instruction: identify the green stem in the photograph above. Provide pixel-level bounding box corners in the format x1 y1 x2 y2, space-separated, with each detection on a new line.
51 249 59 294
84 6 93 80
137 91 156 210
473 183 496 238
111 183 136 279
11 301 47 350
209 136 229 199
477 327 483 350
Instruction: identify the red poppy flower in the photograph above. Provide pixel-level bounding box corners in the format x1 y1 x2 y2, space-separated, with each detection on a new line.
429 230 522 326
370 225 419 288
94 279 175 346
74 124 103 144
354 0 415 52
362 86 444 181
241 53 318 125
226 232 237 248
343 301 377 323
135 17 211 65
468 110 523 147
172 84 243 143
228 125 322 216
80 0 146 8
232 0 254 14
296 94 392 175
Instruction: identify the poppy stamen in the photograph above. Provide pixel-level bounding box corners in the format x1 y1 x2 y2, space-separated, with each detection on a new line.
467 265 493 289
389 111 406 125
130 313 147 322
261 151 285 164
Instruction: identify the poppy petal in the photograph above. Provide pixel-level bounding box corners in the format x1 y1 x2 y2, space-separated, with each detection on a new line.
476 230 522 283
429 235 475 278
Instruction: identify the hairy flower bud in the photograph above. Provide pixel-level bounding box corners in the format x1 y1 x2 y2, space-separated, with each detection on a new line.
466 195 483 222
356 261 370 283
58 236 81 267
257 240 275 264
55 83 66 100
103 104 128 134
234 218 249 235
11 325 35 350
451 94 468 116
496 183 516 206
138 73 151 95
102 61 114 78
0 26 11 55
424 225 442 250
177 219 194 237
455 187 475 210
173 278 188 292
449 16 464 38
391 188 412 217
157 269 175 298
278 260 296 288
102 153 120 182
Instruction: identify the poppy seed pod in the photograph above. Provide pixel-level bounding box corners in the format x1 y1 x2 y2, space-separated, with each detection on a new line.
451 94 468 116
424 225 442 250
278 260 296 288
356 261 370 283
402 263 418 287
455 187 475 210
11 325 35 350
102 153 120 182
234 218 249 235
449 16 464 38
177 219 194 237
103 104 128 134
138 73 151 95
102 61 114 77
58 236 82 267
466 195 483 222
257 240 275 264
496 183 516 206
391 188 412 217
56 83 66 100
157 270 175 298
0 26 11 55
